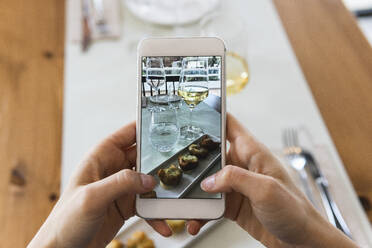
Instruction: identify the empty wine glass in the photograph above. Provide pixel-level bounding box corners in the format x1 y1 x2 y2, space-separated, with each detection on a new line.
178 57 209 140
149 109 179 153
146 57 166 112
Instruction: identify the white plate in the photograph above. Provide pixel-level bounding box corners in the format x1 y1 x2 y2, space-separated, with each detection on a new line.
125 0 220 26
116 217 223 247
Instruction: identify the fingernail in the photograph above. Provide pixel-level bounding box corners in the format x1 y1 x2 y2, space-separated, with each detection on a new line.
187 223 194 235
188 223 198 236
201 175 215 191
140 174 154 190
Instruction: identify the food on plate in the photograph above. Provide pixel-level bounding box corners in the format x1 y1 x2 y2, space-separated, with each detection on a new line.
157 164 183 187
178 154 198 171
188 144 208 158
200 136 220 151
166 220 186 234
140 190 157 198
106 239 124 248
126 231 155 248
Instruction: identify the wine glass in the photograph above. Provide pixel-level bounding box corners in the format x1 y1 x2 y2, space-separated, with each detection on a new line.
146 57 166 112
165 60 182 110
178 57 209 140
200 12 250 95
171 60 182 75
168 82 182 110
149 109 179 153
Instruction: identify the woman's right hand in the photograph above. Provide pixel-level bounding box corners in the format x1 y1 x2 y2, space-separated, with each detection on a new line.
192 114 357 248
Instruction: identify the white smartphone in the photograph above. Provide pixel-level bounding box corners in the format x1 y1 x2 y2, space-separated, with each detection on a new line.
136 37 226 220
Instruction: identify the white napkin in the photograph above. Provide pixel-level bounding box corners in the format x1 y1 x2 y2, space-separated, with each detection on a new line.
67 0 122 42
276 146 372 247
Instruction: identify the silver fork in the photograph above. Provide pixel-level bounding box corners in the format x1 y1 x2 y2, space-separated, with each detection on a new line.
282 128 315 205
283 128 353 238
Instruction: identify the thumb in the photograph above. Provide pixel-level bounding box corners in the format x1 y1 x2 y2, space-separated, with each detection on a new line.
89 169 155 206
201 165 275 202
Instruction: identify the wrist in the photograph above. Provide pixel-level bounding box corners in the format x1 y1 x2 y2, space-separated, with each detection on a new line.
301 209 357 248
28 220 57 248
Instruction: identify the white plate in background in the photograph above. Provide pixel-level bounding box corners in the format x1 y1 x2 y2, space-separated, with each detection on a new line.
125 0 220 26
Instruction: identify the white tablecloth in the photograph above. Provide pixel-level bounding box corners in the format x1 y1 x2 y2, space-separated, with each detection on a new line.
63 0 372 247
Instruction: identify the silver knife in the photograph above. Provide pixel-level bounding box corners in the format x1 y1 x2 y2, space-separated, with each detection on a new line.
304 151 353 239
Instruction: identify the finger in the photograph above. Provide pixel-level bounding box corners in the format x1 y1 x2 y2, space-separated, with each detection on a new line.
226 113 260 147
89 169 155 208
187 220 208 235
126 145 137 166
226 113 248 142
146 219 172 237
226 150 232 165
201 165 273 202
116 194 136 220
108 121 137 150
224 191 245 221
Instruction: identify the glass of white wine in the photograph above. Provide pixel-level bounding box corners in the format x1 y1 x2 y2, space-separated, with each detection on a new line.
178 57 209 140
200 12 250 95
146 57 166 112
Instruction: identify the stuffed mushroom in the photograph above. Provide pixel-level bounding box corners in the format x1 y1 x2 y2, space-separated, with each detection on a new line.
178 154 199 171
157 164 183 187
200 136 220 151
188 144 208 158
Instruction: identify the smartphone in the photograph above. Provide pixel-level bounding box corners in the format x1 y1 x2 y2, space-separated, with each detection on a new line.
136 37 226 219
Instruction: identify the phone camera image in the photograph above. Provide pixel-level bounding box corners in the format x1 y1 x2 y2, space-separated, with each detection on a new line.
140 56 222 199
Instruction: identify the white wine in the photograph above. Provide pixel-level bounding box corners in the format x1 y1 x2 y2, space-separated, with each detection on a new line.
178 86 209 108
226 51 249 95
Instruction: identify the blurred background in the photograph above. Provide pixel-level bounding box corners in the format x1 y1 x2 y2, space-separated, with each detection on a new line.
1 0 372 247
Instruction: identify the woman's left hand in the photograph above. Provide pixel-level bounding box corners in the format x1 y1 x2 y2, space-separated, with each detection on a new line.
28 122 172 248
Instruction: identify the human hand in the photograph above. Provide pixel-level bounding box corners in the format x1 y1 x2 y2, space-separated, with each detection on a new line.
28 122 171 248
191 114 357 248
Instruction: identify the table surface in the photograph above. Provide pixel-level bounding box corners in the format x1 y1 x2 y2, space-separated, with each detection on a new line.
0 0 65 247
1 0 372 247
62 0 372 246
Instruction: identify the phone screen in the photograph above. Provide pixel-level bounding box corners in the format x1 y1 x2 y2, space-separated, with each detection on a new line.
140 56 222 199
